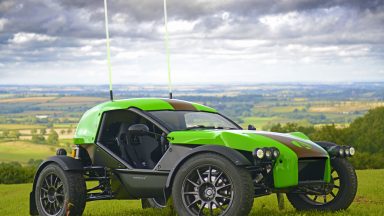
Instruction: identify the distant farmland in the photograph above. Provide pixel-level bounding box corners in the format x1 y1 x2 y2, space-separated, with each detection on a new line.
1 84 383 164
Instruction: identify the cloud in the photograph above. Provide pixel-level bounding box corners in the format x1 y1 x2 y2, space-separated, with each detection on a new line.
0 18 7 31
9 32 57 44
0 1 16 13
0 0 383 84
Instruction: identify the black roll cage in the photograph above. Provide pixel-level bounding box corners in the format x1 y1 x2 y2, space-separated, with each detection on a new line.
92 106 244 171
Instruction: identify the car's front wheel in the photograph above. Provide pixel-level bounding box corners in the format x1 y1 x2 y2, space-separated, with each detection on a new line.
287 158 357 211
172 153 254 216
35 163 86 216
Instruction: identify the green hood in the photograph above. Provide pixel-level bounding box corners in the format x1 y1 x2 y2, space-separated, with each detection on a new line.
168 129 330 188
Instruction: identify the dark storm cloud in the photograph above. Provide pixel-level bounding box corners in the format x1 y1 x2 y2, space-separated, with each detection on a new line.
0 0 383 83
0 0 104 39
1 0 383 40
59 0 384 22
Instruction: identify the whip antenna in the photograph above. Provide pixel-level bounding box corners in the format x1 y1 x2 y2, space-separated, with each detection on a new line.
104 0 113 101
163 0 173 99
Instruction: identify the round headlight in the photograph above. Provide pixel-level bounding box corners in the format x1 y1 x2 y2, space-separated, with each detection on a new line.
253 148 265 159
265 149 272 158
338 147 344 157
345 147 350 156
272 148 280 158
349 147 355 156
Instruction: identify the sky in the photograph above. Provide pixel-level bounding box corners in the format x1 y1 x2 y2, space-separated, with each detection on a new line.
0 0 383 85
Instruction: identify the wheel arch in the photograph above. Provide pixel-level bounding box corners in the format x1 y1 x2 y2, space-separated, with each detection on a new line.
165 145 252 190
30 156 84 215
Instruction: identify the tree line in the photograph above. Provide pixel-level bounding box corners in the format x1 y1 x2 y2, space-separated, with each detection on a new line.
0 159 42 184
270 106 384 169
0 127 72 145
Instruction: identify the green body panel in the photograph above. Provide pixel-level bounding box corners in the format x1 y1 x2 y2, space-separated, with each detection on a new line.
289 132 310 140
74 98 217 144
288 132 331 182
168 130 330 188
191 102 217 112
324 158 331 182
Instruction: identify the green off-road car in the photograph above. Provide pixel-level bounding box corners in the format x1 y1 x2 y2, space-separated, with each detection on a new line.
30 98 357 216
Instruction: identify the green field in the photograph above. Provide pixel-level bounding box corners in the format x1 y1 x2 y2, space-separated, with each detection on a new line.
0 170 383 216
1 94 383 132
0 141 57 164
0 124 45 130
242 116 312 130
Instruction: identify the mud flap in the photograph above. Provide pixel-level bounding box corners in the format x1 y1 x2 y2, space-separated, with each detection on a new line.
30 191 38 215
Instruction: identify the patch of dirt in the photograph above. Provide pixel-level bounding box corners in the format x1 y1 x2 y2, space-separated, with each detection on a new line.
354 196 384 205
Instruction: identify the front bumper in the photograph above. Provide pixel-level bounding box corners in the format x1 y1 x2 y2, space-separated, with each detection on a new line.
272 156 331 188
298 158 327 182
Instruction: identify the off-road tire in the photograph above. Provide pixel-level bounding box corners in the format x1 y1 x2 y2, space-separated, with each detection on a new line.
35 163 86 216
287 158 357 211
172 153 254 216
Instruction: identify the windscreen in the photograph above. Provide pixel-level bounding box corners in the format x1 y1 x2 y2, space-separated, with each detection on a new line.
149 111 240 131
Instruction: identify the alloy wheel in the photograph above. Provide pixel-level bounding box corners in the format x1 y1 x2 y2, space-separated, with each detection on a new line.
39 173 65 215
302 168 341 205
181 165 234 216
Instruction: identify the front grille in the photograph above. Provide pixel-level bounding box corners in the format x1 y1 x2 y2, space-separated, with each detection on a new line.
298 158 326 181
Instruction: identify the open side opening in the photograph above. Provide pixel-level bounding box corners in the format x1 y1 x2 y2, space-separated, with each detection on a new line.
97 109 169 169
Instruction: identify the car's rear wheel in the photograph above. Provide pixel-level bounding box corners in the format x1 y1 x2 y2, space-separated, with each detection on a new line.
35 163 86 216
287 158 357 211
172 153 254 216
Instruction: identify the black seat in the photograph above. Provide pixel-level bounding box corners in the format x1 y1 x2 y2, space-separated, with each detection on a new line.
115 123 159 169
115 123 138 167
128 133 158 168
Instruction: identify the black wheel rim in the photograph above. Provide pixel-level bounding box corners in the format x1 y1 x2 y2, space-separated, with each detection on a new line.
302 168 341 205
181 165 234 216
39 173 65 216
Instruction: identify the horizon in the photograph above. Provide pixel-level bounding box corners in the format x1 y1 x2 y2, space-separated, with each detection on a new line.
1 81 384 86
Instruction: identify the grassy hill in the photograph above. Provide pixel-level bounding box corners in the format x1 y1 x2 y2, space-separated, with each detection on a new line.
0 169 383 216
0 141 57 164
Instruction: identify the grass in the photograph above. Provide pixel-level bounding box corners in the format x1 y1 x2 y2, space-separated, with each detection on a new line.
269 106 306 113
0 124 45 130
0 96 104 104
242 116 312 130
51 96 105 103
53 124 77 128
0 97 57 103
309 101 384 113
0 170 383 215
242 116 290 129
0 141 57 164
